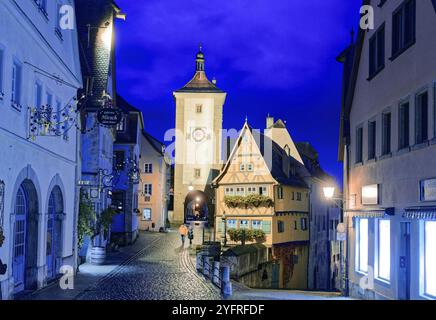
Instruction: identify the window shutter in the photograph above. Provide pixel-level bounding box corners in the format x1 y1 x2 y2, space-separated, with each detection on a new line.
262 220 271 234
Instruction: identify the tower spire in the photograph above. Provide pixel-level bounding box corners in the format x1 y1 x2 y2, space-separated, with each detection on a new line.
196 43 205 72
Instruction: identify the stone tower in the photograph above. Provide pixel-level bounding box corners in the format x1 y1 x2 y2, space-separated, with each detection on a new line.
172 46 227 225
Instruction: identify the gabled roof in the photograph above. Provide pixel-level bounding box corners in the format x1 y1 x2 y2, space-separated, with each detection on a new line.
117 94 141 113
142 130 165 156
213 122 307 189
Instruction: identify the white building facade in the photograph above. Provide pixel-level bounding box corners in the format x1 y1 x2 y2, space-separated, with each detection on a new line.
0 0 82 299
339 0 436 300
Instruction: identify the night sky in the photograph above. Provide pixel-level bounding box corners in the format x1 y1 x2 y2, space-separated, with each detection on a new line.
114 0 363 184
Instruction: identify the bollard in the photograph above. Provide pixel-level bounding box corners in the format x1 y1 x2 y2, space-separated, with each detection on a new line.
221 265 232 296
212 261 220 286
196 254 203 272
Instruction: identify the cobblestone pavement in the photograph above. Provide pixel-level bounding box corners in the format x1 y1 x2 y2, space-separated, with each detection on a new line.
77 230 222 300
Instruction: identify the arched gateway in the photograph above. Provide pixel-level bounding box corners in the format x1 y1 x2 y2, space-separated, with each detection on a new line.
12 180 39 294
184 191 209 223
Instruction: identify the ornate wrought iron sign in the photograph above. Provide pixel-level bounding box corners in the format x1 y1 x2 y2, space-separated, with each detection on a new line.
97 107 122 127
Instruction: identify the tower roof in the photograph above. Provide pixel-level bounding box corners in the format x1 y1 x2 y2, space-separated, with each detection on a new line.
175 45 224 93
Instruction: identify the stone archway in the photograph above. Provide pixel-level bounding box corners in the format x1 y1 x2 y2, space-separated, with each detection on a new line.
12 179 39 294
184 191 209 223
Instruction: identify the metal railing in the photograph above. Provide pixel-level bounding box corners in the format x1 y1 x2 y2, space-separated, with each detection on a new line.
197 254 232 296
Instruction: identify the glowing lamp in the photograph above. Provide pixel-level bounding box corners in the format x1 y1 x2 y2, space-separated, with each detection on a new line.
323 187 335 199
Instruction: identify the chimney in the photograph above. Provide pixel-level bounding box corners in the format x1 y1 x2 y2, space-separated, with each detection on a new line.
266 114 274 129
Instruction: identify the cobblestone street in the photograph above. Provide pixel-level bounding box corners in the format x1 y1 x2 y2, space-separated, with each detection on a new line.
77 231 222 300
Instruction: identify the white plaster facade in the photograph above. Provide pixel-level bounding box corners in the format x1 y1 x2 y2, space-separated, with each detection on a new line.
0 0 82 299
341 0 436 300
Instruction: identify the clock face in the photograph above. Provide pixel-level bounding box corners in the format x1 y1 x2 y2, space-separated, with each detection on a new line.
192 128 206 142
90 188 99 199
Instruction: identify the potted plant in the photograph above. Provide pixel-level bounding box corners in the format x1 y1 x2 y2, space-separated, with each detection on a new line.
90 206 117 265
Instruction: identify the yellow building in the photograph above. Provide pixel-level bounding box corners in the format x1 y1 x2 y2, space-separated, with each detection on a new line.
172 46 227 225
213 121 310 289
137 130 171 232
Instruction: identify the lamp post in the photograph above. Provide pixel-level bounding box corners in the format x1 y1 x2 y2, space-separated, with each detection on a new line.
322 186 349 297
222 212 227 247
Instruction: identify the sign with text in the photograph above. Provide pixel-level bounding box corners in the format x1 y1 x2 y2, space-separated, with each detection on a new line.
362 184 379 205
420 178 436 202
97 108 122 126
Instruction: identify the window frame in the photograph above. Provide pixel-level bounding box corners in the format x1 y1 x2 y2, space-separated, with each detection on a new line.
277 186 284 200
142 208 152 221
423 221 436 298
382 111 392 155
415 90 429 145
376 219 391 283
398 101 410 150
368 23 385 80
391 0 416 61
144 163 153 174
368 120 377 160
356 218 369 274
11 59 23 109
356 126 363 164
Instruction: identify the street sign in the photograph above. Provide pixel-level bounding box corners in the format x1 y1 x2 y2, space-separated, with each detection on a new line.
97 108 122 126
77 180 92 186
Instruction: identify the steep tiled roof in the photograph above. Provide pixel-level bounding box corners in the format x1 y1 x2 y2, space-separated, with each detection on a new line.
142 130 165 156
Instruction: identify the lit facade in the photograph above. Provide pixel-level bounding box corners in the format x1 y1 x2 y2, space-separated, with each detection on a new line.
0 0 82 299
338 0 436 300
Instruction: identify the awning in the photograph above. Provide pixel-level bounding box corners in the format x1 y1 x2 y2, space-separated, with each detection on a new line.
403 207 436 220
345 207 395 218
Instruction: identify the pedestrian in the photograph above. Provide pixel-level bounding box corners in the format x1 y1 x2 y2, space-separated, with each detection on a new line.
188 225 194 246
179 224 188 246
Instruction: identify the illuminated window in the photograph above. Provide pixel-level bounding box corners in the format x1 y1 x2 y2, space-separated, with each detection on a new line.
227 219 237 229
247 187 257 195
377 219 391 281
252 220 262 230
240 220 249 229
356 218 369 273
142 208 151 221
235 187 245 196
424 221 436 297
224 187 234 196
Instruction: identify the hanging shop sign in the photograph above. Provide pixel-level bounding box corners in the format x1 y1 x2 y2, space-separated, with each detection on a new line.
420 178 436 202
97 108 122 126
362 184 379 205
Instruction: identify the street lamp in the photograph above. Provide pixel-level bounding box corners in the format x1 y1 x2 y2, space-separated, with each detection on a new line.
323 186 336 200
188 185 194 192
221 212 227 247
322 185 349 297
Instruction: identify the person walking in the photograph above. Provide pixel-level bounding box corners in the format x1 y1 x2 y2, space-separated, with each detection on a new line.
179 224 188 247
188 225 194 246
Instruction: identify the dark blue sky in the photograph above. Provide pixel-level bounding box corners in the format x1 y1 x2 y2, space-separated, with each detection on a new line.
115 0 363 184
